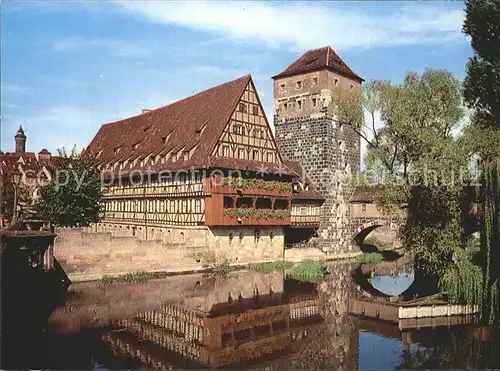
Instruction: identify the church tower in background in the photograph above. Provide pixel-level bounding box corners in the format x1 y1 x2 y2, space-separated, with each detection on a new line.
273 46 363 254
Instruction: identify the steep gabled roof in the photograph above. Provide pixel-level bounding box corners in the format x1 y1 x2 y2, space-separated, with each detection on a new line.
86 75 252 171
272 46 363 82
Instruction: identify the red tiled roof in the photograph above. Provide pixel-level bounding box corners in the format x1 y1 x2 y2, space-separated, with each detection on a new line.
0 152 57 178
86 75 253 172
272 46 363 82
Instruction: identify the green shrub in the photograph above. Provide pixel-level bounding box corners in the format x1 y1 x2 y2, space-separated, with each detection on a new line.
249 260 294 273
285 260 326 283
356 252 384 264
210 260 233 277
96 270 153 288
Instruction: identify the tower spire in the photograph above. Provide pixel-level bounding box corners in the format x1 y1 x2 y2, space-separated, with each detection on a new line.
15 125 27 154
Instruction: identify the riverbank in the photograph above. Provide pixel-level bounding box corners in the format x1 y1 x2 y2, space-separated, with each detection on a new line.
65 247 362 282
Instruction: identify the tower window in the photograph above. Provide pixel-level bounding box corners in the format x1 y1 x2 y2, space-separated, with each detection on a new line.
222 145 229 157
284 103 288 111
313 77 318 86
298 100 302 110
280 84 286 92
296 80 302 89
350 84 354 90
312 98 317 107
334 78 339 86
239 231 244 243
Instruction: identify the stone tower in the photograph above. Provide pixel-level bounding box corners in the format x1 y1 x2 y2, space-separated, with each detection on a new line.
15 125 26 154
273 46 363 255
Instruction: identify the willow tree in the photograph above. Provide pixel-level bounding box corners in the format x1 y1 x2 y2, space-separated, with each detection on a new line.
463 0 500 324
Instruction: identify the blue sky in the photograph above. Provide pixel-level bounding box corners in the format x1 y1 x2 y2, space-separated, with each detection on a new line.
1 1 471 158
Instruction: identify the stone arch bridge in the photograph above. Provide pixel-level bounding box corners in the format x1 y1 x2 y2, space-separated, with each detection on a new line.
348 186 481 251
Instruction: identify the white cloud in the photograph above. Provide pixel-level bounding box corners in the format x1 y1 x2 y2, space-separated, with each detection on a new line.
114 1 466 51
51 36 157 57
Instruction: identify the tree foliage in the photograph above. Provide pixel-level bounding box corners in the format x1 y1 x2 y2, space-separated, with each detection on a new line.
463 0 500 325
334 69 473 277
35 147 102 227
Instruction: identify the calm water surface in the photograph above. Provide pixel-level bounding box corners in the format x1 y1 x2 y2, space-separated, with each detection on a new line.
42 259 498 370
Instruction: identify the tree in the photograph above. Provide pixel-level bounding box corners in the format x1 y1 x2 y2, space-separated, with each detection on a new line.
463 0 500 325
334 69 472 281
35 147 103 227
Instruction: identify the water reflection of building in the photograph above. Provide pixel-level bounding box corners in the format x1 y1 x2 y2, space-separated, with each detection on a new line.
102 291 324 368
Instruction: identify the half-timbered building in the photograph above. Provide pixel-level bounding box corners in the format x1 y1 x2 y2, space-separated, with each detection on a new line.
86 75 322 254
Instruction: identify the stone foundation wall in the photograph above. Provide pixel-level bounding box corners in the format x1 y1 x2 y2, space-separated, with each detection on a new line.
54 226 284 280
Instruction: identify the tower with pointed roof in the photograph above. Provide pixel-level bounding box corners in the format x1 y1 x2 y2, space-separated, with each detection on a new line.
15 125 26 154
273 46 363 254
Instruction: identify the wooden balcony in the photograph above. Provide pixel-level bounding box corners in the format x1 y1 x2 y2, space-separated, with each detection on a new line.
205 207 290 226
291 215 320 227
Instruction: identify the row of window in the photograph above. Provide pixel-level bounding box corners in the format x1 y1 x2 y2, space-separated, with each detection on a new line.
228 228 274 244
232 124 264 138
279 77 354 93
105 199 202 213
238 102 260 115
221 145 275 162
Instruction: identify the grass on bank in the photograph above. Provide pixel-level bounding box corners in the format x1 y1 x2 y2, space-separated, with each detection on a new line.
96 270 153 288
210 260 234 278
356 252 384 264
249 260 327 283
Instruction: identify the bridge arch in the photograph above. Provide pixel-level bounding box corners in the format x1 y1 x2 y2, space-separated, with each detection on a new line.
350 218 400 252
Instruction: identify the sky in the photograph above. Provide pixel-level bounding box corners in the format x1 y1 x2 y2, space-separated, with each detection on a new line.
1 1 472 161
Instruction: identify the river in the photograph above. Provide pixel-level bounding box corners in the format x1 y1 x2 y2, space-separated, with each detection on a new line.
23 258 500 369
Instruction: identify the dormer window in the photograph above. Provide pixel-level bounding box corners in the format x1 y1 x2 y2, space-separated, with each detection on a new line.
133 143 140 150
296 81 302 89
313 77 318 86
151 156 156 164
305 184 310 191
171 153 177 162
195 129 202 139
183 151 189 161
239 103 247 113
114 147 122 155
143 126 150 133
